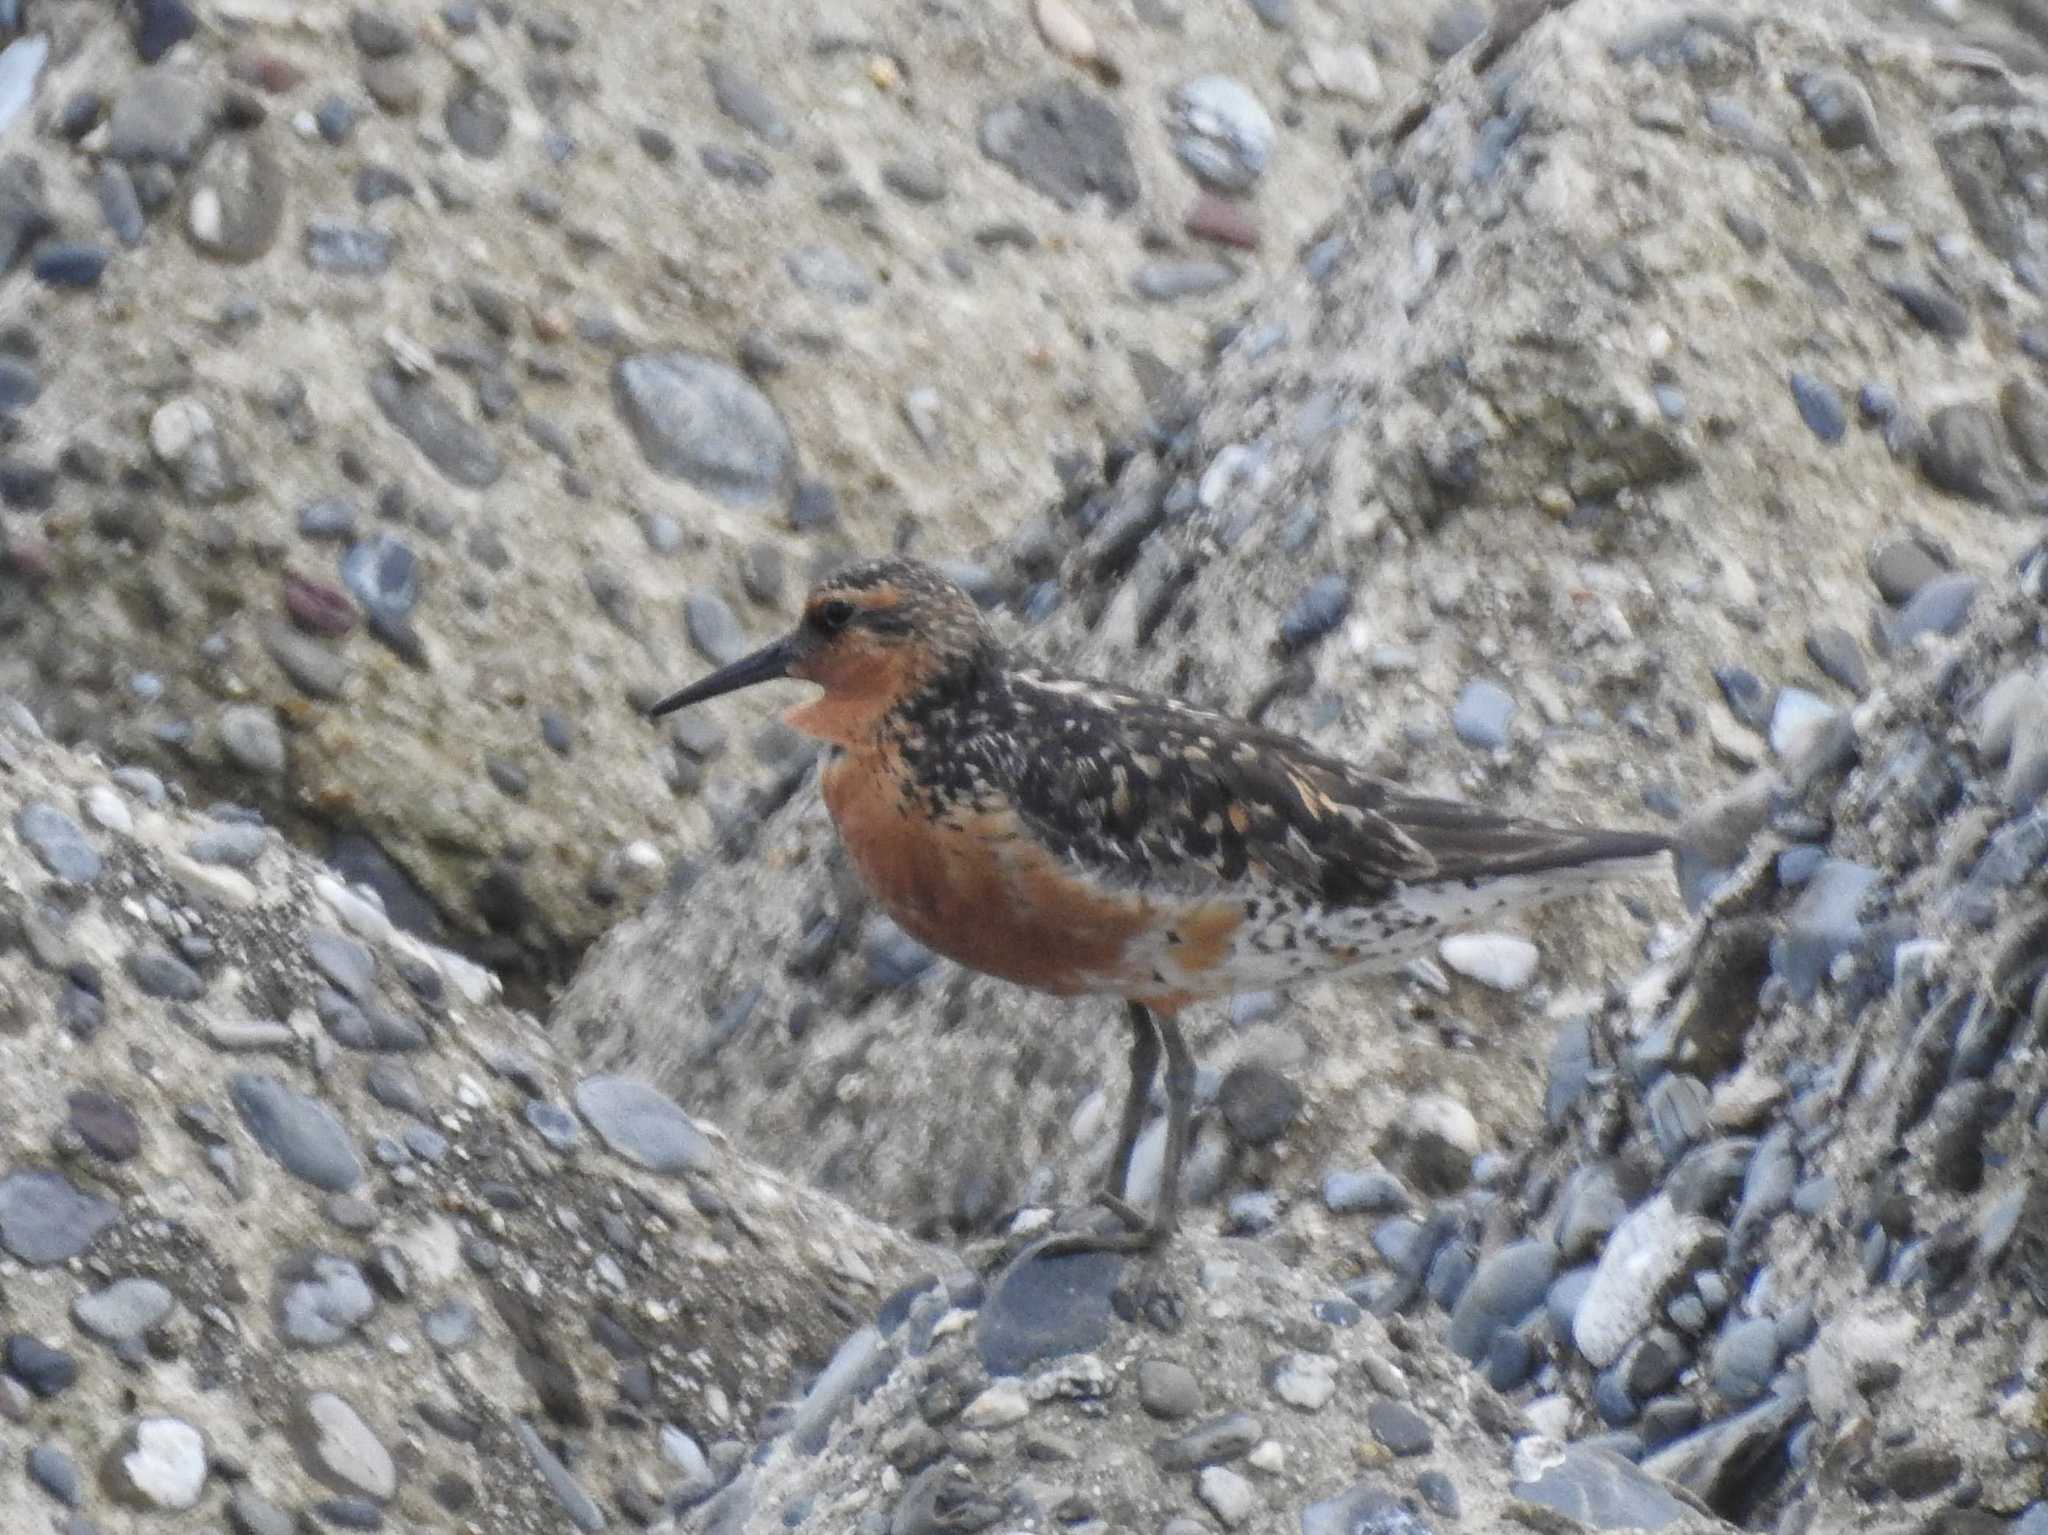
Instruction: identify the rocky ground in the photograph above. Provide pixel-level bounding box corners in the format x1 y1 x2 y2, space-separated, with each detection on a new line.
566 0 2048 1241
2 0 2047 1533
0 0 1506 993
0 711 940 1533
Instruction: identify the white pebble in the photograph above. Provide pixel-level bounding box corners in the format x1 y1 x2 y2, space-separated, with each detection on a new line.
960 1384 1030 1429
1197 1465 1256 1527
84 784 133 834
1439 932 1540 992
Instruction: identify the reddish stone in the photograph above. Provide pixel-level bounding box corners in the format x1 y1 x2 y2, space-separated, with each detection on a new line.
282 572 357 636
229 49 305 94
5 528 53 581
1186 193 1260 251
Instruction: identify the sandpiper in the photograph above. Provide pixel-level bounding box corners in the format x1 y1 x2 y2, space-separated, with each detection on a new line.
651 557 1672 1254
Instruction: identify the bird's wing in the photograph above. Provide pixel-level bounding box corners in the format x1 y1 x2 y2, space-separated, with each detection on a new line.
997 672 1668 908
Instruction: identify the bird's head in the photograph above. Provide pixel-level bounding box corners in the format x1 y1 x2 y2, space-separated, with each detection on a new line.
648 557 993 743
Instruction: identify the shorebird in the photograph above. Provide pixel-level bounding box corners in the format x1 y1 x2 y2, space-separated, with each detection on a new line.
650 557 1672 1255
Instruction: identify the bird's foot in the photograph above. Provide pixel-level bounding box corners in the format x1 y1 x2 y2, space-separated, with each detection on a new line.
1015 1214 1175 1264
1091 1188 1151 1233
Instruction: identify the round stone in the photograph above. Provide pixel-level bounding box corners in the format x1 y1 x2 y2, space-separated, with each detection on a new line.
573 1076 712 1174
190 822 268 868
444 78 509 157
422 1299 478 1350
1322 1167 1411 1215
288 1391 396 1501
185 132 286 261
1367 1397 1434 1456
101 1417 207 1511
230 1073 364 1192
979 82 1138 213
1167 76 1273 192
0 1169 118 1265
1216 1063 1301 1146
1396 1093 1481 1193
73 1278 175 1342
1452 679 1516 749
67 1088 143 1160
219 704 287 775
28 1440 80 1505
1137 1359 1202 1420
107 72 211 166
1439 932 1540 991
6 1334 78 1396
1574 1196 1726 1368
611 352 795 504
276 1253 376 1348
1709 1315 1780 1403
1447 1239 1557 1362
1196 1464 1256 1526
368 367 502 488
684 589 749 667
16 802 101 882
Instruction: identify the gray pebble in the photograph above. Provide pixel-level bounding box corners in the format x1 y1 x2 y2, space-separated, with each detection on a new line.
1867 532 1947 605
1133 260 1238 301
218 705 286 775
107 73 211 166
276 1253 376 1347
685 590 750 667
1793 70 1878 151
881 157 948 203
1452 679 1516 749
612 352 794 505
97 162 146 246
263 624 351 700
1885 573 1979 649
0 1170 118 1265
297 496 359 540
368 367 503 489
230 1073 364 1192
229 1488 295 1535
304 220 394 276
1918 403 2005 505
1154 1410 1262 1471
1167 76 1273 192
444 80 509 157
978 82 1139 213
785 243 874 304
307 930 375 999
1137 1359 1202 1420
73 1278 174 1342
127 947 204 1000
573 1075 712 1174
1709 1315 1779 1402
1322 1167 1411 1215
705 57 792 147
28 1440 80 1505
422 1299 478 1350
1804 625 1868 695
1367 1397 1434 1456
17 803 101 883
1448 1240 1555 1361
189 822 267 868
287 1391 395 1500
1788 372 1845 443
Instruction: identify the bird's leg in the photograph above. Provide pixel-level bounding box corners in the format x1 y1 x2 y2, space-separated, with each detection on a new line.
1146 1010 1196 1244
1092 1002 1160 1231
1020 1007 1195 1261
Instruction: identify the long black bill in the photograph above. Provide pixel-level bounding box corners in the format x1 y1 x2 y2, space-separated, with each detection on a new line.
647 635 797 718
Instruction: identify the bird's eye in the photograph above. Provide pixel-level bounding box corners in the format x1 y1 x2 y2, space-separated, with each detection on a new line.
814 599 855 633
